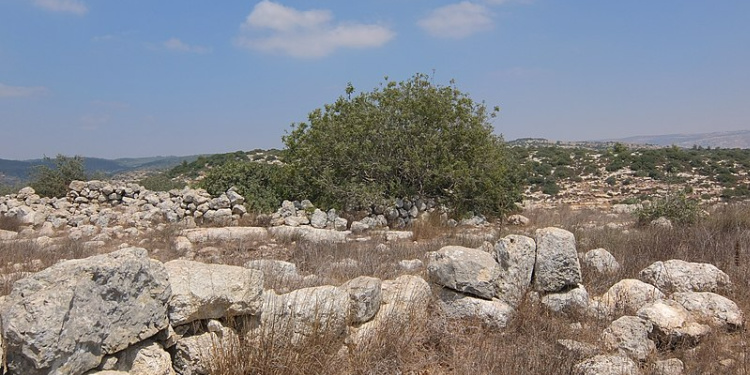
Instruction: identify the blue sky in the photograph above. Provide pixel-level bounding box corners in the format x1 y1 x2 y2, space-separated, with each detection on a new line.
1 0 748 159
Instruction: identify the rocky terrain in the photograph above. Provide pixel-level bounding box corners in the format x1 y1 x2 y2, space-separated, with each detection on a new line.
0 181 748 374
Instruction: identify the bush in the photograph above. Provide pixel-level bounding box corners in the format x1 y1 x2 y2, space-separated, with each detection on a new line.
30 155 87 198
282 74 523 217
139 173 185 192
199 161 289 213
636 192 703 226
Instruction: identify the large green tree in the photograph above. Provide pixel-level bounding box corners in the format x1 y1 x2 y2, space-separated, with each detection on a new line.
282 73 523 217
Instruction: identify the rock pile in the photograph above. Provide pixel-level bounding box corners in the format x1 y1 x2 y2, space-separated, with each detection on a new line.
0 248 431 375
0 221 744 375
0 182 251 229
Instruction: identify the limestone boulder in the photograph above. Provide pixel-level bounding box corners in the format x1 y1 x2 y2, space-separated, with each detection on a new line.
573 354 640 375
165 260 264 326
582 248 621 275
1 248 170 375
104 340 176 375
638 260 732 294
173 327 240 375
595 279 665 318
341 276 382 324
258 285 350 345
347 275 431 347
636 299 712 348
427 246 501 300
533 227 582 292
601 316 656 361
494 234 536 306
670 291 744 330
438 289 514 329
181 227 268 243
541 284 590 315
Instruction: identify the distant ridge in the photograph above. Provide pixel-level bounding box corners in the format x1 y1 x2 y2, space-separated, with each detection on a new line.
605 130 750 149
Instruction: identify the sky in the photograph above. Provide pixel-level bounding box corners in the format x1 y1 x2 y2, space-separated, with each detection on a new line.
1 0 748 159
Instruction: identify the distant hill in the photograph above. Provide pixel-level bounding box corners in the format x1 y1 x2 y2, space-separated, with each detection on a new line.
605 130 750 149
0 155 200 185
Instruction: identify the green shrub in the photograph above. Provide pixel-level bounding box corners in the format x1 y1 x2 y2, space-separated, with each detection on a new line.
139 173 185 192
542 181 560 196
199 161 288 213
636 192 703 226
30 155 87 198
282 74 523 217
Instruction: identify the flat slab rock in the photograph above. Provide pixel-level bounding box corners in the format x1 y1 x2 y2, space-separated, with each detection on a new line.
165 260 264 326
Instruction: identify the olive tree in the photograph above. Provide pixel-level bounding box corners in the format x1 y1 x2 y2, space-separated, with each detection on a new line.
282 74 522 217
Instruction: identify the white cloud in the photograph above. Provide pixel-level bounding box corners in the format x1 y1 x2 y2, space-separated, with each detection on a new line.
237 1 394 58
0 83 49 98
418 2 494 39
31 0 87 15
163 38 211 54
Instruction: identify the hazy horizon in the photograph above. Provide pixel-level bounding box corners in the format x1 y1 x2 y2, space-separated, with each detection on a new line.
2 1 749 159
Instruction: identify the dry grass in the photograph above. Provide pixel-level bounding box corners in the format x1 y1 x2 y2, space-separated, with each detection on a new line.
1 202 749 373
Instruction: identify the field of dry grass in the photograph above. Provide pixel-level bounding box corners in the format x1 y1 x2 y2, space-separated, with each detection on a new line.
1 203 748 374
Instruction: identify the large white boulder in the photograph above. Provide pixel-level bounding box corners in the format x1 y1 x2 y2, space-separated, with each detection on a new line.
582 248 621 275
165 260 264 326
670 291 744 330
438 289 514 329
594 279 665 318
0 248 171 375
573 354 640 375
494 234 536 306
257 285 350 345
636 299 712 348
533 227 582 292
639 260 732 294
601 316 655 361
341 276 382 324
427 246 501 300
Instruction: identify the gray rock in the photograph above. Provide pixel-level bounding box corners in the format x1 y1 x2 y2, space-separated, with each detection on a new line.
427 246 501 300
582 248 621 275
244 259 299 280
636 299 712 348
541 284 590 315
572 354 640 375
258 285 350 345
398 259 423 271
342 276 382 324
106 340 176 375
494 234 536 307
652 358 684 375
670 291 744 330
347 275 431 347
181 227 268 243
438 289 514 329
310 209 328 229
601 316 655 361
1 248 170 375
594 279 665 318
506 214 530 226
639 260 732 294
165 260 264 326
651 216 673 229
173 327 240 375
556 339 600 360
533 227 582 292
350 220 370 234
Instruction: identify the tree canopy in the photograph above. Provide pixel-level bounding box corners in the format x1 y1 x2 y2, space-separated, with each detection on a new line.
282 73 522 217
